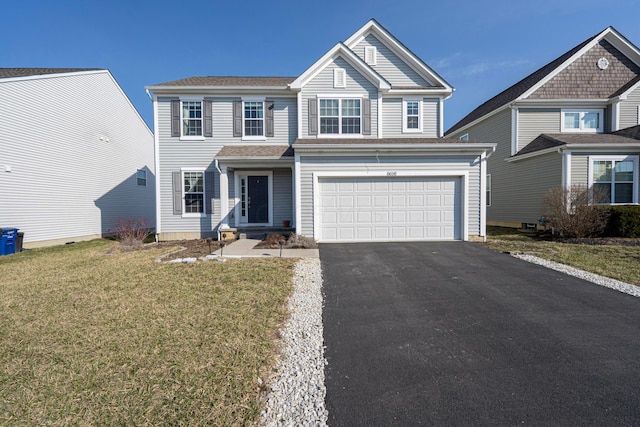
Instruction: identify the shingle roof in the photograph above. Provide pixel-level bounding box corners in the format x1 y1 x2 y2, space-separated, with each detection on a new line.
515 132 640 157
0 68 103 79
215 145 294 158
445 33 598 136
151 76 297 87
612 124 640 139
294 137 483 145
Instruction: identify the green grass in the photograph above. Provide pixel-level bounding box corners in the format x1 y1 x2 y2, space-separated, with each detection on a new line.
0 240 295 426
482 227 640 286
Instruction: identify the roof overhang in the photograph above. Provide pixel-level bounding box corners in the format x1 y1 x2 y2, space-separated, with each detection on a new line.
507 142 640 162
289 42 391 91
293 142 496 155
145 85 293 96
344 19 453 92
0 69 108 84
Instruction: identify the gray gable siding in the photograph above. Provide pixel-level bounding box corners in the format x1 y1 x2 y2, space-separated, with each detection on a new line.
300 56 378 138
298 154 482 238
620 86 640 128
0 72 155 246
382 97 440 137
353 34 431 87
529 40 640 100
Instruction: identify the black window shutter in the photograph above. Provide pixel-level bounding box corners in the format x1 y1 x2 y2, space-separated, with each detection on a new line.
205 171 215 214
308 97 318 136
171 100 181 137
233 100 242 137
265 100 274 137
203 101 212 137
172 171 182 215
362 98 371 135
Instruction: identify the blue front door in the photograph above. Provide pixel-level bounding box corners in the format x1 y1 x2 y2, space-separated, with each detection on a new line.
248 175 269 223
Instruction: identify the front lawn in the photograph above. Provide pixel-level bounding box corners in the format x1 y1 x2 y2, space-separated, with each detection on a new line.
482 227 640 286
0 240 295 425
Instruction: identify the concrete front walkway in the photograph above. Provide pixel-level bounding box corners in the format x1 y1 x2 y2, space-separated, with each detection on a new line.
212 238 319 258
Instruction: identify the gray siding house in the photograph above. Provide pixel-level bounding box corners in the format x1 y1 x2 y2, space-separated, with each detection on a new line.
0 69 155 248
446 27 640 228
147 19 495 243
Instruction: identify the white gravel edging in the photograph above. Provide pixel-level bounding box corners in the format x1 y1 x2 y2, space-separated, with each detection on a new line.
260 258 328 426
513 253 640 298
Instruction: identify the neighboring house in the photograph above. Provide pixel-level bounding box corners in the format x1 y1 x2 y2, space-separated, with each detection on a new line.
446 27 640 228
0 68 155 248
146 19 495 243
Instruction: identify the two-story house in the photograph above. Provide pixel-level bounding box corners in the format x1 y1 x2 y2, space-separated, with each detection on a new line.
0 68 155 248
147 19 495 243
446 27 640 229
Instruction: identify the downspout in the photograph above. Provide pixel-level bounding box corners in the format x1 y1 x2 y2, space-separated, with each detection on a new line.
214 159 223 241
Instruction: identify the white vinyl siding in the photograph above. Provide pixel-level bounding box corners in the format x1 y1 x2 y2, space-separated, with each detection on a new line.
619 86 640 128
382 97 439 137
353 33 432 87
0 71 155 246
300 56 378 138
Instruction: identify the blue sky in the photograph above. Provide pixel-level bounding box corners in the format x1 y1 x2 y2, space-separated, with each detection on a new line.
3 0 639 132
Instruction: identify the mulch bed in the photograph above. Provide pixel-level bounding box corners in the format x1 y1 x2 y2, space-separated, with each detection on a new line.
153 239 222 260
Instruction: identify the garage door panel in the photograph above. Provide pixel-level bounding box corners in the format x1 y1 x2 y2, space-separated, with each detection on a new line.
319 176 460 242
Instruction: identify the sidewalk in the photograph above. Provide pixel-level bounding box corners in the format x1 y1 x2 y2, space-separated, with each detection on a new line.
213 238 319 258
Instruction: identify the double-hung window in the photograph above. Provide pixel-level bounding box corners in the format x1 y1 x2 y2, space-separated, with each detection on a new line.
319 98 361 135
136 169 147 186
183 171 205 214
590 156 638 204
403 98 422 133
562 109 603 133
182 101 203 136
244 101 264 138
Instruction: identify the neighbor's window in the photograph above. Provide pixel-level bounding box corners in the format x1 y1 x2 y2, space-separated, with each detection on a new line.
562 109 603 133
182 101 203 136
244 101 264 137
183 171 204 214
403 99 421 132
319 98 361 135
590 156 638 204
486 174 492 206
136 169 147 186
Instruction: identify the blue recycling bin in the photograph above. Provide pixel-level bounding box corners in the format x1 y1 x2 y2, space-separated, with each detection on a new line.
0 228 19 256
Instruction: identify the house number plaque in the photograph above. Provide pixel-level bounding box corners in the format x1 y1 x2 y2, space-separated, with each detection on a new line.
387 171 397 176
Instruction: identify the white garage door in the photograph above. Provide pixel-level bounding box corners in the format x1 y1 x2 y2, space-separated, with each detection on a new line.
319 176 461 242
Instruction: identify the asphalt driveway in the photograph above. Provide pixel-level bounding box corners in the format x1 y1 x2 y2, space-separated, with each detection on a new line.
320 242 640 426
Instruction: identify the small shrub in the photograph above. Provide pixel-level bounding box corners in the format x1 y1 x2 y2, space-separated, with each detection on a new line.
285 233 318 249
543 185 610 238
605 205 640 238
111 217 152 247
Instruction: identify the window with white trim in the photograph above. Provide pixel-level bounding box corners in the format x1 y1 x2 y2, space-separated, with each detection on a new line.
182 101 203 136
319 98 361 135
459 133 469 141
561 109 604 133
365 46 377 65
590 156 638 204
244 101 264 137
183 171 205 214
136 169 147 186
333 68 346 88
402 98 422 133
486 174 492 206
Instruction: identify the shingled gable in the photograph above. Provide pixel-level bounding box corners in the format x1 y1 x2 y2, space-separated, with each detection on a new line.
289 42 391 90
446 26 640 135
344 18 452 91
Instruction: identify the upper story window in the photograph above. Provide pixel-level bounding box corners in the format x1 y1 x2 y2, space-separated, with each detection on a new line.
590 156 638 204
171 98 211 140
402 98 422 133
136 169 147 186
319 98 361 135
182 101 202 136
244 101 264 137
561 109 604 133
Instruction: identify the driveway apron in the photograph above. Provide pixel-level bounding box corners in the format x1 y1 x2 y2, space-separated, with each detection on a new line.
320 242 640 426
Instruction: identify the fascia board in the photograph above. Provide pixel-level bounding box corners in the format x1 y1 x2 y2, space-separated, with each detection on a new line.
615 78 640 100
145 86 293 95
293 143 496 152
518 27 613 100
0 69 107 84
344 20 453 91
507 142 640 162
603 28 640 68
290 43 390 90
387 88 453 96
513 98 609 107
